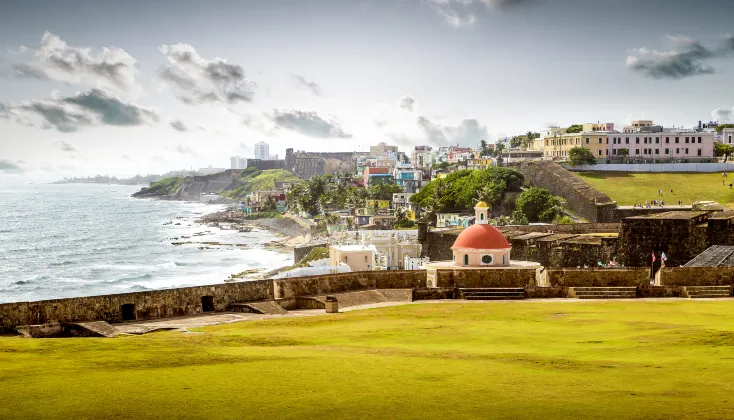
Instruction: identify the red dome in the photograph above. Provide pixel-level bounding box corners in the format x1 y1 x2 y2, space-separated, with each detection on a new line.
451 224 510 250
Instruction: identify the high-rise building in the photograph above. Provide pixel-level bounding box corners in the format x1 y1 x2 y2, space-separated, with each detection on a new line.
254 141 270 160
230 156 247 169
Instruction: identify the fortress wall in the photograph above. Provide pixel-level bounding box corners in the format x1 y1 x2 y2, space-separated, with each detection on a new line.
660 267 734 286
434 268 538 288
273 271 426 299
513 161 617 222
545 268 649 287
0 281 273 331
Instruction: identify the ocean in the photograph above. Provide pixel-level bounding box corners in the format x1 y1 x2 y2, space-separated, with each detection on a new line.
0 184 292 304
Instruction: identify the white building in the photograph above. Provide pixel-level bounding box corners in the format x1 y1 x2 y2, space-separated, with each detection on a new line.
722 128 734 145
359 230 421 270
254 141 270 160
230 156 247 169
270 259 351 279
404 256 429 270
329 245 378 272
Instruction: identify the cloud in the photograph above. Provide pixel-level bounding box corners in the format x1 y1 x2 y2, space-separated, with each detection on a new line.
442 118 489 145
426 0 537 27
291 74 321 96
12 31 140 94
174 145 197 156
272 109 352 138
170 120 188 132
627 35 734 80
0 89 158 133
57 140 77 152
417 116 448 144
0 160 24 173
158 43 256 105
398 95 416 112
712 107 734 123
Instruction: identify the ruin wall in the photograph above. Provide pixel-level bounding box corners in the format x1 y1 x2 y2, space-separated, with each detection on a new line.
545 268 650 287
434 268 538 288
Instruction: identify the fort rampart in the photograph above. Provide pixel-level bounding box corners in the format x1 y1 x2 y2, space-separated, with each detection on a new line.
1 266 731 332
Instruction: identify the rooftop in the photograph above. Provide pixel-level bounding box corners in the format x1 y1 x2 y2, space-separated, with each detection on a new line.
684 245 734 267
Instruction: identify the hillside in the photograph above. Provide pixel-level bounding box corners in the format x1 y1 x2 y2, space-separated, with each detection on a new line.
224 168 302 200
132 168 301 200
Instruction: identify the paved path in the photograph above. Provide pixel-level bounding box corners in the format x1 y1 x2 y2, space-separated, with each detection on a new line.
113 297 734 334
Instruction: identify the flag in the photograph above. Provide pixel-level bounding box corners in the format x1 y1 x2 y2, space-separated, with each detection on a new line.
651 252 656 264
661 252 668 267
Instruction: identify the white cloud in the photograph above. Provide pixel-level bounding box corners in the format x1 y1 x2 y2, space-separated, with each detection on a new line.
12 32 142 95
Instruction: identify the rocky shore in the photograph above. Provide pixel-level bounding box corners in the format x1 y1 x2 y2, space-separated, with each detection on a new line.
200 211 315 250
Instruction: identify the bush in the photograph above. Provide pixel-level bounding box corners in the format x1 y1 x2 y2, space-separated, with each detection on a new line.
568 147 597 166
243 211 282 220
553 215 575 225
515 187 563 223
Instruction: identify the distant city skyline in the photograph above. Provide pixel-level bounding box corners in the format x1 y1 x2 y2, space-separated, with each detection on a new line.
1 0 734 181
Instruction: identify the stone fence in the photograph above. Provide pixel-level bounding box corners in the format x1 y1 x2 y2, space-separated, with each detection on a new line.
659 267 734 286
545 268 650 287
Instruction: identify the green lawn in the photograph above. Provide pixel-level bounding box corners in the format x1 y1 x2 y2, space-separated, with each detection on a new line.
3 301 734 419
576 172 734 207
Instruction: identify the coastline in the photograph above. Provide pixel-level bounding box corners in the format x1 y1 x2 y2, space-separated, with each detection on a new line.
199 210 314 252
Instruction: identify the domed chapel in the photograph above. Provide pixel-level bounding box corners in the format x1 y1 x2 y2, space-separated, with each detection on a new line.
451 201 511 267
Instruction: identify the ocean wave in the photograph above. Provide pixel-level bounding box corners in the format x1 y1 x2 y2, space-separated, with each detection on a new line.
50 260 75 267
105 274 154 284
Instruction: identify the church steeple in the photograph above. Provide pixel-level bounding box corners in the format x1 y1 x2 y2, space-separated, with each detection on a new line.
475 201 489 225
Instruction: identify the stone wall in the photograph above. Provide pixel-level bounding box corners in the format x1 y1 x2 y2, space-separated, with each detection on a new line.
545 268 649 287
513 161 617 222
660 267 734 286
247 159 287 171
420 229 460 261
273 271 426 299
434 268 537 288
0 281 272 331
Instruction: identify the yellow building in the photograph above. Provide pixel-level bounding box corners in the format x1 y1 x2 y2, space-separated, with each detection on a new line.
542 132 610 160
366 199 390 209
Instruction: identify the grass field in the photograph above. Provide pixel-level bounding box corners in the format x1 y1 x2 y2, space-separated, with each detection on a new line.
576 172 734 207
3 301 734 419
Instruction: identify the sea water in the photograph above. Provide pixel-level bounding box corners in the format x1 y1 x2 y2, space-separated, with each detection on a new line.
0 184 292 303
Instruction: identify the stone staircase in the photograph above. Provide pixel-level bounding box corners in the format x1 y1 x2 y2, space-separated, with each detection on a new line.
680 286 732 299
228 301 289 315
567 287 637 299
458 288 525 300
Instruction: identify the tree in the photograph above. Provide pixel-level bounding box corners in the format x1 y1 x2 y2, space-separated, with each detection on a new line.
515 187 563 223
716 124 734 133
263 196 278 212
568 146 597 166
523 131 539 150
715 143 734 162
411 167 524 212
401 154 410 164
479 139 492 157
617 148 629 162
369 183 403 200
566 124 583 133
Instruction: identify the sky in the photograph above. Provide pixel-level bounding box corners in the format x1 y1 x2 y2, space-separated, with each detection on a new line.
1 0 733 181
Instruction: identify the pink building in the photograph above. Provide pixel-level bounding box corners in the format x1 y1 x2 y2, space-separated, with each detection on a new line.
608 131 715 161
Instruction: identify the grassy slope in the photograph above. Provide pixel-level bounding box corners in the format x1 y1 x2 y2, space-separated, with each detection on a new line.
140 176 183 196
225 169 302 199
3 301 734 419
577 172 734 207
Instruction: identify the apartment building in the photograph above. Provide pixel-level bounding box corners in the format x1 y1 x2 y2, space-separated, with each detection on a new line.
608 131 715 161
542 132 611 160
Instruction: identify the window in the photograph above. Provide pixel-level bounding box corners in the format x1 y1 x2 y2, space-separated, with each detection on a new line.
613 149 617 155
481 255 493 264
676 148 680 153
655 149 659 155
698 149 702 156
685 148 689 154
665 137 670 143
675 137 679 143
605 149 608 156
503 254 507 265
665 148 669 154
365 256 368 262
625 137 629 144
636 138 640 144
464 254 469 266
598 150 602 156
656 137 660 143
635 149 640 155
586 138 590 144
598 138 602 144
698 137 702 143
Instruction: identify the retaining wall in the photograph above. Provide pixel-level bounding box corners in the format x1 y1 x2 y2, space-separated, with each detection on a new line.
0 281 272 332
545 268 650 287
273 271 426 299
660 267 734 286
566 163 730 173
434 268 538 288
